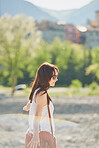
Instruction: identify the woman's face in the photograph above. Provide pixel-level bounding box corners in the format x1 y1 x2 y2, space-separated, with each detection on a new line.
49 69 58 87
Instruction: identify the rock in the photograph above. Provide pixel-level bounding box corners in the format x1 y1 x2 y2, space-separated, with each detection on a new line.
66 136 72 141
11 138 24 146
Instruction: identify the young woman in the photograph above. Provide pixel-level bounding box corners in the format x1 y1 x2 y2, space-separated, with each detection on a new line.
23 62 59 148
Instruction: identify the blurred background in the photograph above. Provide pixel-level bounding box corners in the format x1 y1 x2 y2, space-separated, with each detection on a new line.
0 0 99 147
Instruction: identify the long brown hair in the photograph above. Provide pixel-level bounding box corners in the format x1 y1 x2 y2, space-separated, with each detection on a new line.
29 62 59 104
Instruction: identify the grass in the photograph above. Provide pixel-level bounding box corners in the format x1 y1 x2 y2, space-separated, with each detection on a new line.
49 90 88 97
0 85 11 90
87 89 99 95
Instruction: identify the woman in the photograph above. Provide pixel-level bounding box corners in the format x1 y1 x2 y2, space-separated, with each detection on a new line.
24 62 59 148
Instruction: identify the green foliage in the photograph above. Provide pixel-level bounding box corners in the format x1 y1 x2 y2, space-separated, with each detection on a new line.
87 81 99 95
0 14 41 90
27 40 52 78
86 47 99 80
55 42 84 86
49 38 64 65
70 79 82 88
0 15 99 89
88 81 99 90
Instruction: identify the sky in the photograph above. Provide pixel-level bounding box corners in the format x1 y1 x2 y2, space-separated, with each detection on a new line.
25 0 93 10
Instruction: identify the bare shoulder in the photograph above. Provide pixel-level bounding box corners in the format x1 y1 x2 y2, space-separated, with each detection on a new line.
37 90 47 101
36 91 47 106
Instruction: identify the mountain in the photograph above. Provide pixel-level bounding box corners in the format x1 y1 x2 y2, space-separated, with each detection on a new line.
40 0 99 25
0 0 57 22
39 8 77 23
66 0 99 24
0 0 99 25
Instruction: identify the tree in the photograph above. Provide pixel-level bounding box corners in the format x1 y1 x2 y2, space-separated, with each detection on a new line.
27 40 52 78
48 38 64 64
0 14 41 95
56 42 83 86
86 47 99 80
65 49 77 85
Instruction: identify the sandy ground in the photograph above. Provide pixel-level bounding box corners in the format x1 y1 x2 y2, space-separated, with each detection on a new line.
0 91 99 148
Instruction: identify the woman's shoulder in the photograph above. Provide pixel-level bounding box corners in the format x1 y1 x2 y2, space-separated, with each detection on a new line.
34 88 47 105
37 90 47 100
34 88 47 96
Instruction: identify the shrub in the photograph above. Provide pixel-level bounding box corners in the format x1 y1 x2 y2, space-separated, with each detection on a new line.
70 79 82 88
89 81 99 90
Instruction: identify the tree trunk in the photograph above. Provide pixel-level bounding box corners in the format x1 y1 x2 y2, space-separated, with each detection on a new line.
11 76 17 96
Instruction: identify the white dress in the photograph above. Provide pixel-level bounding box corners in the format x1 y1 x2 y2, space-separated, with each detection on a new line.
27 91 55 135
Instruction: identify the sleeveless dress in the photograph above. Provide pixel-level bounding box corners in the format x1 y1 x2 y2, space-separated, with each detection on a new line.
25 90 57 148
27 99 55 136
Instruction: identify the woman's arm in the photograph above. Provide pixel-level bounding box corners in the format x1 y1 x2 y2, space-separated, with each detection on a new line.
23 100 31 111
28 92 47 148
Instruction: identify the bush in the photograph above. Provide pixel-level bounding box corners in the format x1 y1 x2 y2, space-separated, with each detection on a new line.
70 79 82 88
89 81 99 90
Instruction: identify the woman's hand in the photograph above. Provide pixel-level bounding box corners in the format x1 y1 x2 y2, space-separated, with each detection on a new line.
27 135 40 148
23 105 29 111
23 101 31 111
